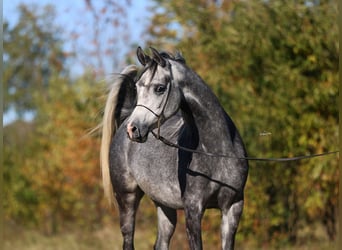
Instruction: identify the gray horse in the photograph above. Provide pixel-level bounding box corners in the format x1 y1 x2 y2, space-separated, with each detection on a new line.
100 47 249 250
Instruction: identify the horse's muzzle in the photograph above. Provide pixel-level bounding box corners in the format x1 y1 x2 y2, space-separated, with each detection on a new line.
127 122 148 143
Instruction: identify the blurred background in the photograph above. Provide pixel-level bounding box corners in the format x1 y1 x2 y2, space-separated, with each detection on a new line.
3 0 338 249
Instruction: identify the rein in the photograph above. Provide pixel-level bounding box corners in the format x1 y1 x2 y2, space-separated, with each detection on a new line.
151 131 339 162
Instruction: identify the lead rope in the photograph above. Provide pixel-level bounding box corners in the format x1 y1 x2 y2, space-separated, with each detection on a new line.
151 131 339 162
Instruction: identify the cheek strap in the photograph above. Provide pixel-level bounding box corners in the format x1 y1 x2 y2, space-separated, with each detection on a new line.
133 64 174 139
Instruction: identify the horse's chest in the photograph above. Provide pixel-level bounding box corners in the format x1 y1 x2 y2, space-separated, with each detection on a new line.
127 146 184 209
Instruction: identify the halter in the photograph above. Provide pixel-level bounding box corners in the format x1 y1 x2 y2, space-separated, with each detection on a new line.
134 62 174 139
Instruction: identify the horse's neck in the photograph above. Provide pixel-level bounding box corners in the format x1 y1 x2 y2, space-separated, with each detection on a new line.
181 72 231 149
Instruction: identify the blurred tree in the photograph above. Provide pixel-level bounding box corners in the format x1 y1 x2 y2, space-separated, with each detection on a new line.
3 120 39 225
3 4 67 228
3 4 67 118
3 3 106 234
22 73 104 234
4 73 105 234
147 0 338 247
80 0 133 76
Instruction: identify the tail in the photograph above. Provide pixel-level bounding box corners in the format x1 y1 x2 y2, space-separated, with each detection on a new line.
100 65 138 205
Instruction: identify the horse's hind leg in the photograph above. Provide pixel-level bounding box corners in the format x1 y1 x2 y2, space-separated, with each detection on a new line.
116 188 144 250
219 191 244 250
154 204 177 250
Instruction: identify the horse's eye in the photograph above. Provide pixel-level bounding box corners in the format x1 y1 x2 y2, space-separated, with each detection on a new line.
154 85 167 94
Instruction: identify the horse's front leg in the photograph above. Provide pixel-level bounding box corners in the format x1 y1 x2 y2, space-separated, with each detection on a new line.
116 188 144 250
184 200 204 250
154 203 177 250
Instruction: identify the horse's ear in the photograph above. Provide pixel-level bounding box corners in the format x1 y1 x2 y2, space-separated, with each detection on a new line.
150 47 166 67
175 51 186 64
137 46 151 66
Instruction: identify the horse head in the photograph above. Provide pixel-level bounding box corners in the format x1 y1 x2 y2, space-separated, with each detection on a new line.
126 47 184 142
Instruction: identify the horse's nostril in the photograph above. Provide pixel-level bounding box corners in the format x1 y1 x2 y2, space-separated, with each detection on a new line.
127 123 139 139
127 122 148 142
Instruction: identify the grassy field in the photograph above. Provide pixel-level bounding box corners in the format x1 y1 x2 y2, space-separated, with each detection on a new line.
4 224 154 250
4 222 336 250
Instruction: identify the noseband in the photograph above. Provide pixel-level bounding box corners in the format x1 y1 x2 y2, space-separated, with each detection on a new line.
135 63 174 139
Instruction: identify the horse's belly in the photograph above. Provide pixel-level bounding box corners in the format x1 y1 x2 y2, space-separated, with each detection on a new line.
137 177 184 209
